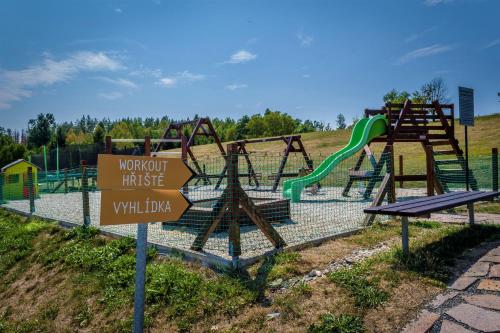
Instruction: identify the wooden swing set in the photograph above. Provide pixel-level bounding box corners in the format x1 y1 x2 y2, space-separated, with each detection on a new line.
215 135 314 191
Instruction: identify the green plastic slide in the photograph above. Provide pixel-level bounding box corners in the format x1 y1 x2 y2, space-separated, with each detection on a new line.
283 115 388 202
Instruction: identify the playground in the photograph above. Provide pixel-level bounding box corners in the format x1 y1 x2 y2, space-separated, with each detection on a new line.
1 101 499 267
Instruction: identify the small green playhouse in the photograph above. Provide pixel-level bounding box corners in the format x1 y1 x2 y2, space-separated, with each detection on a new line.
1 159 39 201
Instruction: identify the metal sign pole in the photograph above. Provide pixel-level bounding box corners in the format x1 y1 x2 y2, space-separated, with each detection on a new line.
133 223 148 333
133 136 151 333
465 125 469 191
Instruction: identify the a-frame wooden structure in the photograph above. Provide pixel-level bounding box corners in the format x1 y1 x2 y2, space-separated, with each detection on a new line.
191 143 286 257
343 100 478 201
155 118 226 185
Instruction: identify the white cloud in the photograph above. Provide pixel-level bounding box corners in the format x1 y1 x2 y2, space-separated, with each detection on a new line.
226 50 257 64
96 77 138 89
297 29 314 47
70 51 123 71
225 83 248 90
114 8 122 13
158 77 176 87
177 70 205 81
404 26 437 43
157 70 205 88
302 74 311 78
98 91 124 100
483 38 500 50
396 44 454 65
0 51 123 109
424 0 454 6
129 66 162 78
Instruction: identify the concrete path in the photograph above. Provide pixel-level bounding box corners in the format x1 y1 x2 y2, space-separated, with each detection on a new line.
403 244 500 333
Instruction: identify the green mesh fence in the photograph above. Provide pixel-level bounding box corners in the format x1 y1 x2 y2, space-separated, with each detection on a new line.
37 167 98 194
433 154 499 191
2 149 498 262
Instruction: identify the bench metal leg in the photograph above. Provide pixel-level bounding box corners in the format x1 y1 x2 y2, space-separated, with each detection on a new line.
468 202 475 226
402 216 409 256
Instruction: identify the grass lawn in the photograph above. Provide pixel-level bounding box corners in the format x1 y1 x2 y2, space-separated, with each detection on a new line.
0 209 499 332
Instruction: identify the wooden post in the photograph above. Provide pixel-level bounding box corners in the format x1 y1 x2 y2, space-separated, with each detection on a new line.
399 155 404 188
425 145 435 196
388 145 396 203
27 167 35 214
81 160 90 226
0 172 3 204
227 143 241 263
64 168 68 194
144 136 151 156
181 135 189 195
493 148 498 192
364 173 391 226
105 135 112 154
450 104 455 139
272 138 293 191
401 216 409 256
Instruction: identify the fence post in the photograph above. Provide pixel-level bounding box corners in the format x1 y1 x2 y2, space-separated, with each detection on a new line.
81 160 90 227
387 145 396 203
399 155 404 188
64 168 68 194
492 148 498 192
425 145 435 196
105 135 112 154
227 143 241 265
27 167 35 214
181 135 188 195
0 173 4 204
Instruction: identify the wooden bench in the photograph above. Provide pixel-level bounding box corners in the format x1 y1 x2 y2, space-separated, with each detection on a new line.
364 191 499 255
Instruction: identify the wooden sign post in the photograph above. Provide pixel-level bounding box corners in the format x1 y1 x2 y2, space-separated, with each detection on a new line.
97 136 193 333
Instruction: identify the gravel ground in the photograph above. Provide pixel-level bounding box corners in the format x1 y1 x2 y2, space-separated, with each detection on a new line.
1 186 428 261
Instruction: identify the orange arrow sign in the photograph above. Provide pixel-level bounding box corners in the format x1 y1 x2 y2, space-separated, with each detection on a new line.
97 154 194 190
100 189 192 225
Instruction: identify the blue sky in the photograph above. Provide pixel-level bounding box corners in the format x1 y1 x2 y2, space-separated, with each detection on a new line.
1 0 499 130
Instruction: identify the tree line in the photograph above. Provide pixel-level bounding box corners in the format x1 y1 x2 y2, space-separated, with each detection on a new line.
3 109 346 154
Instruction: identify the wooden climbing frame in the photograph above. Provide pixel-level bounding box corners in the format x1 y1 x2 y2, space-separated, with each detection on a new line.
347 100 477 203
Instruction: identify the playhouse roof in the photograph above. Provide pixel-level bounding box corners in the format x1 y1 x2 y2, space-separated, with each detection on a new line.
1 159 40 172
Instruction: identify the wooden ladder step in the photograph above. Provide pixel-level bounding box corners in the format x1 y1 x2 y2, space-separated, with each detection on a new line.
433 150 458 155
434 159 463 166
429 140 451 146
436 169 474 177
